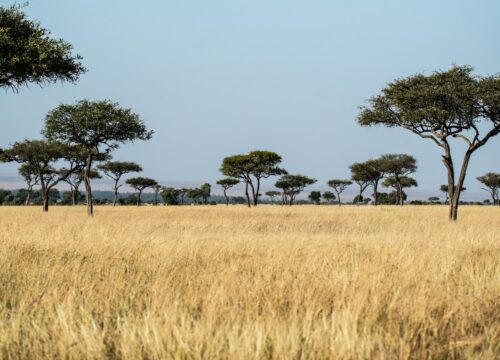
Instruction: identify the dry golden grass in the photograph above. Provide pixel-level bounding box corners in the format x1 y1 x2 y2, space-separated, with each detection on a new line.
0 205 499 359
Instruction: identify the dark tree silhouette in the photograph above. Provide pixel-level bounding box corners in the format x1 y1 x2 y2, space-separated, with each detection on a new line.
322 191 336 204
308 191 321 205
358 65 500 220
200 183 211 205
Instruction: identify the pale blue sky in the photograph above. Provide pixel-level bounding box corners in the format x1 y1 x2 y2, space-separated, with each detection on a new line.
1 0 499 198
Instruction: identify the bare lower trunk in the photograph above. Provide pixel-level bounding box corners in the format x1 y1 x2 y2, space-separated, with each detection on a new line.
43 196 49 212
223 189 229 206
25 187 32 206
372 183 378 206
245 181 251 208
449 150 473 221
113 181 119 207
137 190 142 206
84 154 94 216
248 180 257 207
254 178 260 206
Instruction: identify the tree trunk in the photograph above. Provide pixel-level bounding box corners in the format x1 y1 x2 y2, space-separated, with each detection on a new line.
113 180 119 207
337 192 342 206
245 181 251 208
373 182 378 206
137 190 142 206
248 180 257 207
223 189 228 206
254 178 261 206
43 196 49 212
449 150 473 221
84 154 94 216
25 187 32 206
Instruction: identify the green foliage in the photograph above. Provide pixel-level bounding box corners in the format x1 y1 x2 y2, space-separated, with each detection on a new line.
0 5 85 91
43 100 153 152
322 191 336 203
275 175 316 205
308 191 321 205
200 183 211 205
160 187 181 205
98 161 142 180
216 178 239 189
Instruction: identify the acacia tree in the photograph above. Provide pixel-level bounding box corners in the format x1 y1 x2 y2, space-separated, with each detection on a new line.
377 154 417 206
216 178 239 205
0 5 85 92
382 176 418 205
18 163 39 205
43 100 153 216
98 161 143 206
358 65 500 220
160 187 181 205
275 175 316 205
349 162 372 205
326 179 352 206
220 151 286 207
265 190 281 204
477 173 500 205
1 140 80 211
322 191 336 204
125 177 157 206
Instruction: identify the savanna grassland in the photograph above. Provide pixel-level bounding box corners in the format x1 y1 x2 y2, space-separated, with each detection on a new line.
0 206 499 359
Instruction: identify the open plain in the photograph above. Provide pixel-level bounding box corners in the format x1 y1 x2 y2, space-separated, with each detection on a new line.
0 205 499 359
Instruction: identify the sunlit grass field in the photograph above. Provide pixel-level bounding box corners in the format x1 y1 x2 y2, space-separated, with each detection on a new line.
0 205 499 359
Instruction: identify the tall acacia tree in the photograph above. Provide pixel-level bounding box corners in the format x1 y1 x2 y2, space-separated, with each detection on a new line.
326 179 352 206
18 163 39 205
1 140 80 211
0 5 85 92
216 178 239 206
477 172 500 205
125 177 157 206
43 100 153 216
358 65 500 220
220 150 286 207
97 161 143 206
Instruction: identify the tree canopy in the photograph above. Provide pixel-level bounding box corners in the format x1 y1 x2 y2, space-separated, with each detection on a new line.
43 100 153 215
0 5 85 91
275 174 316 205
125 177 157 206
